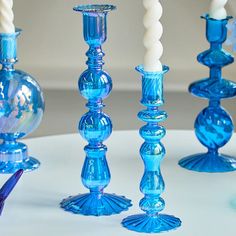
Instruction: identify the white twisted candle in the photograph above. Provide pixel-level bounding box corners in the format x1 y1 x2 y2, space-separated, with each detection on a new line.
0 0 15 33
143 0 163 72
209 0 228 20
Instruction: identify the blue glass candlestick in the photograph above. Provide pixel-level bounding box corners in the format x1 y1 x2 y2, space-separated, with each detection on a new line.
179 15 236 173
60 4 132 216
0 30 44 174
122 65 181 233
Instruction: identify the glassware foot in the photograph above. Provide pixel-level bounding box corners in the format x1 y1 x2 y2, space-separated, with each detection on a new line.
179 153 236 173
0 157 40 174
122 213 181 233
60 192 132 216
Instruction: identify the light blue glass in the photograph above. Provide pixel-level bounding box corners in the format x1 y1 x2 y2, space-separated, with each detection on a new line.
0 30 44 174
60 4 132 216
179 15 236 173
122 65 181 233
226 19 236 51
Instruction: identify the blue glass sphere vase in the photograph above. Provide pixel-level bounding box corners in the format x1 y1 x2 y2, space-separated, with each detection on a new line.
122 66 181 233
179 15 236 173
0 30 44 174
60 5 132 216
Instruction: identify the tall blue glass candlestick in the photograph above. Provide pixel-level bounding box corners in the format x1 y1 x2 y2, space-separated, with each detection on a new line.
179 15 236 173
0 30 44 174
60 5 132 216
122 65 181 233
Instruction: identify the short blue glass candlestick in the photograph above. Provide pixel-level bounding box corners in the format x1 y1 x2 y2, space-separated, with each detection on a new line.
0 30 44 174
60 4 132 216
122 65 181 233
179 15 236 173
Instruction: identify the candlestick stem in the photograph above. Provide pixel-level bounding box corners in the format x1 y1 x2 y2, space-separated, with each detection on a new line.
179 15 236 173
60 4 132 216
122 65 181 233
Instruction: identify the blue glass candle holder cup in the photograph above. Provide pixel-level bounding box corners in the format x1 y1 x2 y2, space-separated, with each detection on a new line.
179 15 236 173
0 29 44 174
60 4 132 216
122 65 181 233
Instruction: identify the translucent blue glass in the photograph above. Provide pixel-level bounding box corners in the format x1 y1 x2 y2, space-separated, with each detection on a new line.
122 65 181 233
60 4 132 216
226 19 236 51
0 169 23 215
0 30 44 174
179 15 236 173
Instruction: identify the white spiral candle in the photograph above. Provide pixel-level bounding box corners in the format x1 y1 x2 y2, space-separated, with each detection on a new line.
143 0 163 72
209 0 228 20
0 0 15 33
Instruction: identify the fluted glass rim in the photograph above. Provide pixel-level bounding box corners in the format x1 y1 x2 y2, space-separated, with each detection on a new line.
136 65 169 76
202 14 233 21
74 4 116 13
0 28 22 37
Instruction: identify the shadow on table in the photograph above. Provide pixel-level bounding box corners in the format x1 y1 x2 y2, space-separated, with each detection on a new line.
230 196 236 210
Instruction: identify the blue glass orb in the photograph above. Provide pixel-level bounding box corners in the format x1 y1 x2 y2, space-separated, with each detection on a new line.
79 70 112 100
140 197 165 214
195 106 233 149
139 125 166 141
79 112 112 143
140 142 165 162
0 69 44 140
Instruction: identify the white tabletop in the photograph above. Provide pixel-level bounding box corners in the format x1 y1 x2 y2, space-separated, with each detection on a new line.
0 130 235 236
